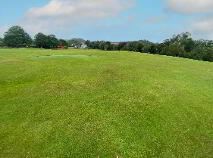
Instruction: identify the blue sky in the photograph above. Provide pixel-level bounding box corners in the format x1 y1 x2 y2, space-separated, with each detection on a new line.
1 0 213 42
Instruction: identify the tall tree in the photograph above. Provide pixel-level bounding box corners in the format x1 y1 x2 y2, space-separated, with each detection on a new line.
59 39 68 47
47 35 59 48
0 38 4 47
34 33 59 49
4 26 32 47
34 33 47 48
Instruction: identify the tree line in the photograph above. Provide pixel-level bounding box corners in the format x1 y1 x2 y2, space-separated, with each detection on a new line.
0 26 70 49
86 33 213 62
1 26 213 62
0 26 88 49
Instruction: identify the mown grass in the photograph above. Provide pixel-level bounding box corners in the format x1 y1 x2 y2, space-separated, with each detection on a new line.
0 48 213 158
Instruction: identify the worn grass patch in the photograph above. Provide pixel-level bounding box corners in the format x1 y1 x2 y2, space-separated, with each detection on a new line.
0 48 213 158
35 54 94 59
0 59 25 63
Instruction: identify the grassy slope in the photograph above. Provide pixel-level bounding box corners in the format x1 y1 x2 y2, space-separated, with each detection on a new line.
0 48 213 158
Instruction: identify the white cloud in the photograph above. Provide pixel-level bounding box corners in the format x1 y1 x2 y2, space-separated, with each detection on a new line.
190 16 213 39
21 0 133 35
164 0 213 39
166 0 213 14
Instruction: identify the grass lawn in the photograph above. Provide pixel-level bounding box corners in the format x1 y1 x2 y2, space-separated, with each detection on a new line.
0 48 213 158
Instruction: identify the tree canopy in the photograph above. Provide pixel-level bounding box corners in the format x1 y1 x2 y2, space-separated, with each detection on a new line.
0 38 4 47
59 39 68 47
4 26 32 47
34 33 59 49
34 33 47 48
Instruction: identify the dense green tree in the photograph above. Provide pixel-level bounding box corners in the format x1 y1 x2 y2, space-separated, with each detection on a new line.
190 46 203 60
34 33 47 48
142 45 151 53
163 32 195 53
4 26 32 47
79 33 213 62
34 33 59 49
202 48 213 62
117 42 128 50
59 39 68 47
161 43 186 57
47 35 59 48
102 41 112 50
149 44 159 54
0 38 4 47
178 33 195 52
134 42 143 52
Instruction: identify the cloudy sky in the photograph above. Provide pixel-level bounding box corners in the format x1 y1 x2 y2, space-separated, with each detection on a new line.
1 0 213 42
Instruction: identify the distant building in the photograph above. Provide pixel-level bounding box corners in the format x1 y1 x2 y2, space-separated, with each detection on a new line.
111 42 119 45
81 44 87 49
69 43 87 49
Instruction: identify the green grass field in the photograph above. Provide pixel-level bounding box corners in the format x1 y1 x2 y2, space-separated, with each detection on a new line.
0 48 213 158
